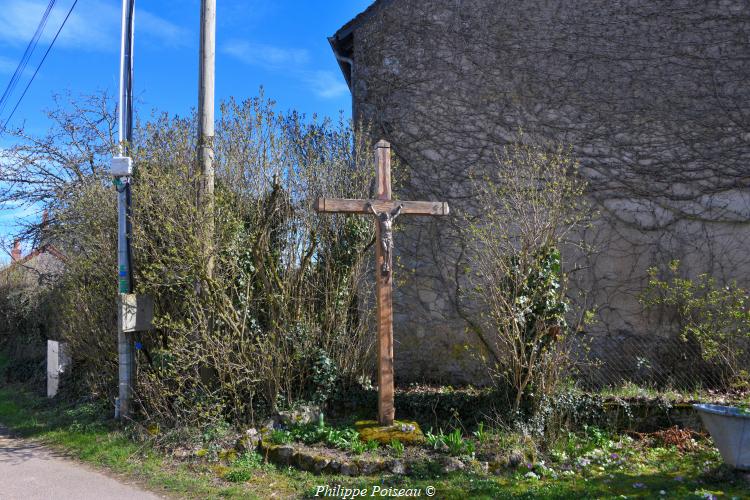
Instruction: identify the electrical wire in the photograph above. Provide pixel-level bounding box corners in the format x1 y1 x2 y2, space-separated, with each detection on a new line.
122 0 135 294
1 0 79 132
0 0 57 118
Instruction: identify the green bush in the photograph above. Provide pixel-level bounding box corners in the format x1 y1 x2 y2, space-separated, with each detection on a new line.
0 260 58 386
389 439 404 457
426 428 475 456
641 260 750 387
0 93 377 427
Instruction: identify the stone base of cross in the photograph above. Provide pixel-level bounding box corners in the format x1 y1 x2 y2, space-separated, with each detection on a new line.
315 140 449 425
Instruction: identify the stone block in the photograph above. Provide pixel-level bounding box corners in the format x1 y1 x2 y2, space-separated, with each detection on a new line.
119 294 154 333
47 340 71 398
355 419 425 445
277 405 323 427
266 445 295 465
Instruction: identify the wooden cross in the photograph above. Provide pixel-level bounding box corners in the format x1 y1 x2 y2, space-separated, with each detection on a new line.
315 140 449 425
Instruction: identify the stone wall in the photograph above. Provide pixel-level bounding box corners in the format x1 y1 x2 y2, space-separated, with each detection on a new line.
340 0 750 385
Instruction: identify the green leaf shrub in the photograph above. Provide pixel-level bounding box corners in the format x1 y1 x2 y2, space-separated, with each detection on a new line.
641 260 750 387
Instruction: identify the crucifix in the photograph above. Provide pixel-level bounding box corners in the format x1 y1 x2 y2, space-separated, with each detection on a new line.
315 140 450 425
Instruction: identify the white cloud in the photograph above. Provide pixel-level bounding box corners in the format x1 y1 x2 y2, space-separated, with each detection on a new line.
0 0 189 52
221 40 309 69
137 10 191 48
222 40 349 100
304 70 349 99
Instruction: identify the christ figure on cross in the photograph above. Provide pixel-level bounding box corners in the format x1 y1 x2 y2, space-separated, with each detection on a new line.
315 140 449 425
368 202 402 276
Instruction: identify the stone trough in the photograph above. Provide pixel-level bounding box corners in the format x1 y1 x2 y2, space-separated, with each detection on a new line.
259 441 411 476
694 404 750 471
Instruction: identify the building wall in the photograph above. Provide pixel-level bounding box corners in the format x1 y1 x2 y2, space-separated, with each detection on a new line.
344 0 750 385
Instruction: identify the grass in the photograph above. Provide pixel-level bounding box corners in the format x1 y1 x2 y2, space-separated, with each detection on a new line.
0 384 748 499
593 381 750 405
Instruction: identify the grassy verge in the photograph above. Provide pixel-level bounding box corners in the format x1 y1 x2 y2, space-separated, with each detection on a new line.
0 384 747 499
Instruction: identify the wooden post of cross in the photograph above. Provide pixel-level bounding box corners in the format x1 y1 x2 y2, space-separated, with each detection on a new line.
315 140 449 425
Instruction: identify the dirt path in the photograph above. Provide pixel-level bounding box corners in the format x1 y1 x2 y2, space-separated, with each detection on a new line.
0 427 163 500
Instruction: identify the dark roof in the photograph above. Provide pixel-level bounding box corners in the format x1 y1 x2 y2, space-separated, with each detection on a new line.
329 0 395 88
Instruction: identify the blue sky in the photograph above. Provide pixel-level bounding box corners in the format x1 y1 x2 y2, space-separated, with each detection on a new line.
0 0 371 262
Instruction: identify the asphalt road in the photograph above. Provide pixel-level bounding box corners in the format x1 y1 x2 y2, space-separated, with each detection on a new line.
0 427 162 500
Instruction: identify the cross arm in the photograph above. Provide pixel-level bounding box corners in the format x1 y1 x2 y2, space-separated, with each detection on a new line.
315 198 449 216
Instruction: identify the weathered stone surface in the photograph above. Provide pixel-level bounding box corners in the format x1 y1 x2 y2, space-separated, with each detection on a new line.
266 445 295 465
438 456 465 474
217 449 238 462
334 0 750 387
291 451 330 474
311 456 330 474
355 459 384 475
355 420 425 445
508 451 524 468
324 460 342 474
235 428 260 452
277 405 322 427
295 452 315 471
260 417 279 431
474 461 489 474
339 462 359 476
387 459 406 474
489 461 504 476
171 448 192 460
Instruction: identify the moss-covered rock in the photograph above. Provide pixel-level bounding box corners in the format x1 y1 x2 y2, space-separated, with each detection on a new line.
218 449 238 462
355 420 425 445
355 458 385 474
339 462 359 476
387 459 406 474
325 460 342 474
212 464 230 477
311 455 330 474
266 444 295 465
235 428 261 453
295 452 316 471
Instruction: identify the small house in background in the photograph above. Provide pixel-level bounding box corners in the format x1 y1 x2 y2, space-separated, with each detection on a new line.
2 238 66 288
0 212 67 388
1 211 65 288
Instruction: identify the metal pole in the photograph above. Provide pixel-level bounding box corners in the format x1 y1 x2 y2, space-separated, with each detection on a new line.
197 0 215 281
114 0 135 420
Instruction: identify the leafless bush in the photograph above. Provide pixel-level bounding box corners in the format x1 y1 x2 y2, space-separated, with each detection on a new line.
0 93 377 426
466 141 593 414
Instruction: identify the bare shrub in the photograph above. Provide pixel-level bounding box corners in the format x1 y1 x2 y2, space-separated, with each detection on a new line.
0 93 376 426
131 98 376 425
466 141 593 414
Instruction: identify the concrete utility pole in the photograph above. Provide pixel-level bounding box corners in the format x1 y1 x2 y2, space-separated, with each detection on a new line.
197 0 216 280
112 0 136 419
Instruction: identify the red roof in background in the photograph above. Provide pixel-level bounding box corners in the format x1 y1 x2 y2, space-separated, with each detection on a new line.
9 243 66 268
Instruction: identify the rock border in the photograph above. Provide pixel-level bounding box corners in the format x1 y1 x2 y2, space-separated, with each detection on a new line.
258 440 467 476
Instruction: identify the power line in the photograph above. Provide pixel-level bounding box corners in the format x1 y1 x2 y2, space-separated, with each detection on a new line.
1 0 79 133
0 0 57 118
